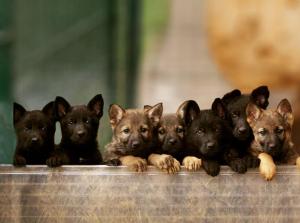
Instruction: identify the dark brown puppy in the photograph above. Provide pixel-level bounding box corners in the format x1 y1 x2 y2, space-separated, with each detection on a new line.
147 102 187 173
246 99 300 180
49 94 104 165
104 103 163 172
13 102 56 166
221 86 270 170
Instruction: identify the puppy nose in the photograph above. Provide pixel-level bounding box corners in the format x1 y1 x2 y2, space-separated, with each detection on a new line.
31 137 38 143
168 138 177 145
207 142 215 149
238 127 247 134
132 141 140 149
77 130 85 137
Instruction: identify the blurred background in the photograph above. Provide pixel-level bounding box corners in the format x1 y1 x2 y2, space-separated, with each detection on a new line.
1 0 300 163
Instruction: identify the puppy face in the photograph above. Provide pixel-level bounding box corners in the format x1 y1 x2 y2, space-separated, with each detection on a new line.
109 103 163 156
14 102 55 151
184 99 231 158
55 94 103 145
222 86 269 141
246 99 293 157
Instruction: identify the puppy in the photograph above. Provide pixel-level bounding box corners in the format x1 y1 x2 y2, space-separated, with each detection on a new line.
50 94 104 165
103 103 163 172
147 102 188 173
182 99 235 176
13 102 56 166
246 99 300 180
221 86 270 169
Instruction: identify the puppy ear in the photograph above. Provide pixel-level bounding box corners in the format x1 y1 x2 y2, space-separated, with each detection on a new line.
277 99 293 127
251 85 270 109
180 100 200 126
109 104 125 128
212 98 227 119
42 101 55 120
144 105 152 111
55 96 71 120
222 89 241 105
246 102 262 124
13 103 26 125
145 103 163 127
88 94 104 119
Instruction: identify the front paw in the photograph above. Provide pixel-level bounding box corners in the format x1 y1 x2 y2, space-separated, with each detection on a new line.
296 157 300 169
244 156 260 168
13 156 26 166
152 154 180 174
202 160 220 176
229 158 247 174
182 156 202 171
258 153 276 181
120 156 147 172
46 156 64 167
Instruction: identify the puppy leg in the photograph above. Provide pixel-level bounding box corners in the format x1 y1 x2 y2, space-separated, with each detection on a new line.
148 154 180 174
13 154 26 166
182 156 202 171
119 155 147 172
258 153 276 181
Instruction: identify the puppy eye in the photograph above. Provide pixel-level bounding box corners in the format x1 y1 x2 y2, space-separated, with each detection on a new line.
85 120 90 124
276 127 284 134
159 129 165 135
258 129 267 136
176 127 184 133
24 126 32 131
123 128 130 134
41 126 47 131
231 112 239 118
68 120 73 125
141 127 148 133
196 128 204 135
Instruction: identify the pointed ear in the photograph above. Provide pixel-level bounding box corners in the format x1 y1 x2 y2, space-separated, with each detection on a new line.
180 100 200 126
212 98 227 119
246 102 262 124
109 104 125 128
145 103 163 127
13 103 26 125
222 89 241 105
55 96 71 120
42 101 55 120
277 99 293 127
144 105 152 111
251 85 269 109
88 94 104 119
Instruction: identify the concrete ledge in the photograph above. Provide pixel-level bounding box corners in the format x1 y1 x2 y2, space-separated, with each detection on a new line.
0 165 300 223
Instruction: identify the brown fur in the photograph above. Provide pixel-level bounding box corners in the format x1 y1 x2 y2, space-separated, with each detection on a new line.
104 103 163 172
246 99 300 179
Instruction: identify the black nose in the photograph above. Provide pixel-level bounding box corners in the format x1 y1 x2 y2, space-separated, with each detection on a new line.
132 141 140 149
238 127 247 134
207 142 215 149
31 137 39 143
77 130 85 137
168 138 177 145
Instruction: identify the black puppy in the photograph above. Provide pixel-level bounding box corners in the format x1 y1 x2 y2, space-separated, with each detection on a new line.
221 86 270 168
52 94 104 165
182 99 239 176
13 102 56 166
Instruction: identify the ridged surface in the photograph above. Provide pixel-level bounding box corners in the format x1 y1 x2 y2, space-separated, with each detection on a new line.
0 165 300 223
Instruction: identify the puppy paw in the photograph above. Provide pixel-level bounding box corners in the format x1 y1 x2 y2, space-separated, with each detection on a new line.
230 158 247 173
46 156 64 167
244 156 260 168
202 160 220 176
296 157 300 169
120 156 147 172
149 154 180 174
13 156 26 166
258 153 276 181
183 156 202 171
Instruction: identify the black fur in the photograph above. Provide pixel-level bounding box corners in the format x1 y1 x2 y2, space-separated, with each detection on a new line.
48 94 104 166
13 102 56 166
